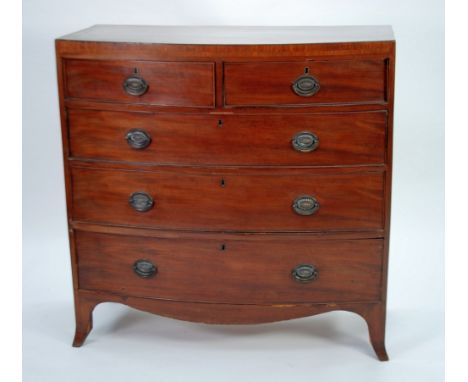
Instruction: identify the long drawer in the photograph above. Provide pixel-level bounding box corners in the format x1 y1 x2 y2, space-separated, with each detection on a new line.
68 109 387 166
64 59 215 107
224 60 387 106
75 230 383 304
71 166 385 232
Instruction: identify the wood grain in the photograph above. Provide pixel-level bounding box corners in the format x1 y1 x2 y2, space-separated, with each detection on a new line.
56 40 395 61
72 289 389 360
224 60 386 106
56 26 395 359
75 230 383 304
71 166 385 232
68 109 387 166
65 59 215 107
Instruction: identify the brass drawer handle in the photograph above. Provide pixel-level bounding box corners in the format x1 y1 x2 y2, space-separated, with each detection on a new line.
292 264 318 283
126 129 152 150
133 259 157 278
292 195 320 216
292 74 320 97
292 132 319 152
123 75 148 96
129 192 154 212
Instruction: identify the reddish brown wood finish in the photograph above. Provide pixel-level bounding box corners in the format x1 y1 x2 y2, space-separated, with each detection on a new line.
71 166 385 232
70 221 385 243
56 26 395 361
68 109 387 166
75 230 383 304
72 289 388 360
224 60 387 106
65 59 215 107
72 290 98 347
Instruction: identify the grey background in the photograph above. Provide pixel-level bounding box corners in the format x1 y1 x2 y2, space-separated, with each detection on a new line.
23 0 444 380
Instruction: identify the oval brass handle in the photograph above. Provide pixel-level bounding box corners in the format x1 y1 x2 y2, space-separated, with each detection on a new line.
126 129 152 150
292 196 320 216
129 192 154 212
133 259 157 278
292 132 319 152
292 264 318 283
292 74 320 97
123 75 148 96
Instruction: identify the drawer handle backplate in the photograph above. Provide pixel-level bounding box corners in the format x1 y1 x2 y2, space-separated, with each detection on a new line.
129 192 154 212
123 75 148 96
292 264 318 283
292 195 320 216
133 259 157 278
292 132 319 152
126 129 152 149
292 74 320 97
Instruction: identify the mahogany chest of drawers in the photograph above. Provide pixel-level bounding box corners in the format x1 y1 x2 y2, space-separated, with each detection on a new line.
55 25 395 360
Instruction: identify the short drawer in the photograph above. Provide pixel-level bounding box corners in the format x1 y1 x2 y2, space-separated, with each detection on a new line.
224 60 387 106
71 167 384 232
64 59 215 107
76 230 383 304
68 109 387 166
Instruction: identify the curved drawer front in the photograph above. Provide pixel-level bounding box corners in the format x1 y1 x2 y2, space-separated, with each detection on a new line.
224 60 387 106
68 109 386 166
71 167 384 232
64 59 215 107
75 230 383 304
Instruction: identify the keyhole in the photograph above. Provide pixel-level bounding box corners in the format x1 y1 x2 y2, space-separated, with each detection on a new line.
220 178 226 187
218 119 223 128
133 67 139 74
220 244 226 251
304 67 309 74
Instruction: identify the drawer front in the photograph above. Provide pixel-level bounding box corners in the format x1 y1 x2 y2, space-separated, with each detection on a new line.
76 231 383 304
68 110 386 166
71 167 384 232
224 60 386 106
64 59 215 107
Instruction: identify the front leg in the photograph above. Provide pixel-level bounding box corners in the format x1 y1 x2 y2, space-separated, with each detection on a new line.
360 303 389 361
72 291 99 347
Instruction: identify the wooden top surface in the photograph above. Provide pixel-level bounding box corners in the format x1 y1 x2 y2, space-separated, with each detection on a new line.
58 25 394 45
